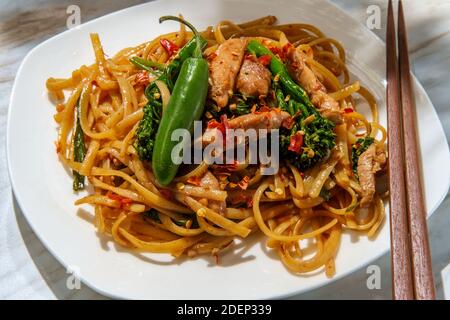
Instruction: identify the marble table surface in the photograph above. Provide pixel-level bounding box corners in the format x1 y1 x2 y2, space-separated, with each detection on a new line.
0 0 449 300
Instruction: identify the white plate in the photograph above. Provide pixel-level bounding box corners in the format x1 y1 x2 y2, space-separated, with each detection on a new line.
7 0 450 299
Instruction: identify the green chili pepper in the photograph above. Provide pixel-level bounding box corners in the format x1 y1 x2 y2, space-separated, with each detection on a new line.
152 16 209 186
134 30 207 162
73 98 86 191
156 35 208 92
130 57 165 75
247 40 316 112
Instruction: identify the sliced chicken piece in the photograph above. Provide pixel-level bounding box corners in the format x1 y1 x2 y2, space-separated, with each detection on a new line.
357 144 387 207
236 58 272 97
199 171 226 215
209 38 247 108
201 109 291 146
286 47 343 124
228 109 290 130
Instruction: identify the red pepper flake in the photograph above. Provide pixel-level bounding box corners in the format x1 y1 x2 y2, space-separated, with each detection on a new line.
256 105 271 113
282 43 294 56
229 193 252 207
107 192 133 208
160 38 179 57
269 46 281 55
186 176 202 186
207 119 221 129
288 132 304 154
213 160 239 173
207 115 230 146
238 176 250 190
206 52 217 62
135 70 149 87
258 54 272 66
244 53 254 60
269 46 287 60
344 108 354 113
159 189 173 200
282 116 295 129
300 172 305 178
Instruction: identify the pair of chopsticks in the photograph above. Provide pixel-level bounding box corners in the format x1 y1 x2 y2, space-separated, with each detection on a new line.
386 0 436 300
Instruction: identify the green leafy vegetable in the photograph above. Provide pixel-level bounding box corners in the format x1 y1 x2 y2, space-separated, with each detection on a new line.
130 56 164 75
73 99 86 191
173 214 199 228
319 188 331 201
143 209 199 228
143 209 161 223
351 136 375 177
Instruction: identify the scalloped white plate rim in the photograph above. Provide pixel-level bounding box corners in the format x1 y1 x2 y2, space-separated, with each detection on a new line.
7 0 450 299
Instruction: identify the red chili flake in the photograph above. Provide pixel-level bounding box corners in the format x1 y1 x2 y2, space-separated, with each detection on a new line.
282 43 293 56
290 61 300 70
288 132 304 154
238 176 250 190
258 54 272 66
244 53 256 61
269 46 287 60
213 160 239 173
159 189 173 200
269 46 281 55
206 52 217 62
221 114 230 130
300 172 305 178
344 108 354 113
186 176 202 186
229 193 252 207
107 192 133 208
135 70 149 87
256 105 271 113
207 119 221 129
160 38 179 57
282 116 295 129
207 115 230 146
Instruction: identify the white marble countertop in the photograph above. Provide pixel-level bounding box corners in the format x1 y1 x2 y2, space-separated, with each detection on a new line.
0 0 449 300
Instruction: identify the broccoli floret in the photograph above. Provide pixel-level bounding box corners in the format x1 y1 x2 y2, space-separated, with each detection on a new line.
134 85 162 161
277 81 336 171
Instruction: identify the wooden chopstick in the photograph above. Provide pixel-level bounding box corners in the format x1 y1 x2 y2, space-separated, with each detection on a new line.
386 0 414 300
397 0 436 300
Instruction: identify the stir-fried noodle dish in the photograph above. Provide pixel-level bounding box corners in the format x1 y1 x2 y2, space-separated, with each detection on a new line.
47 15 387 277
